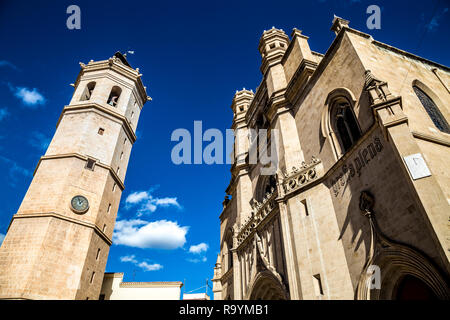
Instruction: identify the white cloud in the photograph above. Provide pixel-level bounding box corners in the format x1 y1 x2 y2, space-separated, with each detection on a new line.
155 197 179 206
120 254 163 272
125 189 181 216
187 243 208 263
126 191 149 204
13 86 46 107
113 219 188 249
0 233 5 246
138 261 163 271
120 255 138 263
0 108 8 121
187 256 207 263
189 243 209 254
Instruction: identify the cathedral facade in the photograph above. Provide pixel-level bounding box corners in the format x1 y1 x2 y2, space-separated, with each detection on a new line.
0 53 150 299
212 17 450 300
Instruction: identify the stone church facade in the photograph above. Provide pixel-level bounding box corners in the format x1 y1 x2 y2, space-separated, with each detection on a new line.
0 53 150 299
212 17 450 300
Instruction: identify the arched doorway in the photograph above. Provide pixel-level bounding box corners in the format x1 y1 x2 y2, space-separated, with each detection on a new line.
247 271 288 300
395 275 438 300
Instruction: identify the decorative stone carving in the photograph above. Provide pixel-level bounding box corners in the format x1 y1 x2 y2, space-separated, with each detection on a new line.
236 188 278 247
364 70 393 105
356 191 450 300
281 157 321 195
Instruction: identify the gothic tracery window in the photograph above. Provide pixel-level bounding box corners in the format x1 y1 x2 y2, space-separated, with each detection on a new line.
413 85 450 134
223 232 233 272
264 175 277 195
332 100 361 153
255 174 277 202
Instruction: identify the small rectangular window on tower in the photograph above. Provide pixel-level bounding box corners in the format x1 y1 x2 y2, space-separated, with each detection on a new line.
98 128 105 135
96 248 101 260
107 203 111 214
313 274 324 296
120 152 124 160
85 158 96 171
112 183 116 192
103 224 107 232
90 271 95 284
300 199 309 217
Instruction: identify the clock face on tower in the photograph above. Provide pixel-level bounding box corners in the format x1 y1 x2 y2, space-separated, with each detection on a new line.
70 195 89 214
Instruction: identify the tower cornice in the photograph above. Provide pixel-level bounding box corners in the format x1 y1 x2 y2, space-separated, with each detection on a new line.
76 58 151 106
57 102 138 144
34 152 126 191
9 212 113 246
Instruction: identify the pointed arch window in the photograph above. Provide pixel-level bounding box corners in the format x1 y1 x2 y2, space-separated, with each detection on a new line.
107 86 122 107
413 85 450 134
80 82 96 101
254 174 277 203
264 175 277 196
223 235 233 271
332 100 361 153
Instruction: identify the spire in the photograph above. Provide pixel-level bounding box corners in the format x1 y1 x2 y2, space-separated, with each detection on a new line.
231 89 254 116
258 27 289 74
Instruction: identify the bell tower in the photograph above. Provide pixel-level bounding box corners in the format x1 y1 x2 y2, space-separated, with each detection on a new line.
0 52 151 300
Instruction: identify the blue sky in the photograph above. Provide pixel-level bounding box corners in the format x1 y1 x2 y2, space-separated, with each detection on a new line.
0 0 448 298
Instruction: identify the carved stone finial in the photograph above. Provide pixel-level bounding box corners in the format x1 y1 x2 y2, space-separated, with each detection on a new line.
364 70 393 105
364 70 376 87
331 16 350 35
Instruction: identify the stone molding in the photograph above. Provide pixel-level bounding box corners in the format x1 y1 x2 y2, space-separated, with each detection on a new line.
119 281 183 288
9 212 113 245
57 102 137 144
76 57 150 104
285 59 318 105
355 191 450 300
34 152 125 191
280 157 321 196
236 190 278 248
412 131 450 147
220 267 233 282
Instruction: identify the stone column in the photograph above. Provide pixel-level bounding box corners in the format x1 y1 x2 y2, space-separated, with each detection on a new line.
278 201 302 299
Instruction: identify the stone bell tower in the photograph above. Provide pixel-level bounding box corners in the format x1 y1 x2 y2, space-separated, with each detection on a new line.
0 52 151 300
